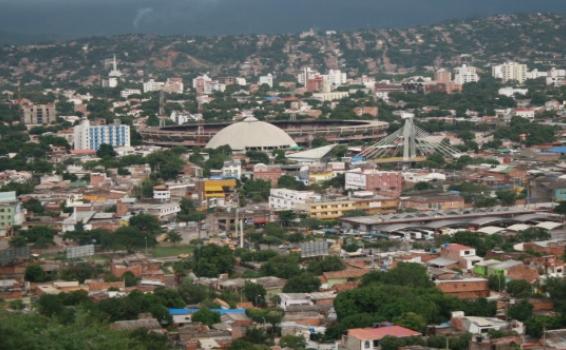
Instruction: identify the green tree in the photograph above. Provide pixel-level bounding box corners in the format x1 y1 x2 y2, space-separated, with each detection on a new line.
123 271 139 287
25 264 48 282
129 213 162 236
277 175 304 190
393 312 427 332
554 202 566 217
178 279 211 304
260 254 301 278
246 150 270 164
506 280 532 298
23 198 44 215
508 300 533 322
177 198 206 222
96 144 116 158
488 274 506 292
242 179 271 202
307 256 345 275
192 307 220 326
283 273 321 293
147 150 184 180
166 231 182 245
280 335 306 349
192 244 236 277
496 190 516 206
243 282 266 306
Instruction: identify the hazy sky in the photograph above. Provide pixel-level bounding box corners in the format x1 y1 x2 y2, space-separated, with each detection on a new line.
1 0 566 41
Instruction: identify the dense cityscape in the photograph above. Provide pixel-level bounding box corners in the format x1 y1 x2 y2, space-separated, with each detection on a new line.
5 11 566 350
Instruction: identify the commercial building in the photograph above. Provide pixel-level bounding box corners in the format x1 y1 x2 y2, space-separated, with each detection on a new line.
0 191 23 236
269 188 321 211
401 193 465 211
345 170 403 196
198 179 238 202
258 74 274 88
22 102 56 126
307 195 398 220
73 119 131 151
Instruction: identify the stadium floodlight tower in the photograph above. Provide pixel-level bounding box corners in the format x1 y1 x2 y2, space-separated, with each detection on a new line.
357 112 462 166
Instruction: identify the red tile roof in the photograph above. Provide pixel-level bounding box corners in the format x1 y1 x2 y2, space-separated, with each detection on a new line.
347 326 421 341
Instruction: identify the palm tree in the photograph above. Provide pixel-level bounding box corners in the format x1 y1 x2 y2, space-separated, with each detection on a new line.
166 231 182 245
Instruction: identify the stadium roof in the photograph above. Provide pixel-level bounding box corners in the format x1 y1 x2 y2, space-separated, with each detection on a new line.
287 144 337 162
206 116 296 151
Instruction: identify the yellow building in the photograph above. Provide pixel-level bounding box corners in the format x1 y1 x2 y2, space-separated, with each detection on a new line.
202 179 238 199
307 196 399 220
308 172 336 184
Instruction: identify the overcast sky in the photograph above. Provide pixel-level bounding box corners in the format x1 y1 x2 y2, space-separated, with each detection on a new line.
1 0 566 41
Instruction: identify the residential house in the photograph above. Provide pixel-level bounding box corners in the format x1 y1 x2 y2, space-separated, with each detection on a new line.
342 326 422 350
440 243 482 270
435 278 490 300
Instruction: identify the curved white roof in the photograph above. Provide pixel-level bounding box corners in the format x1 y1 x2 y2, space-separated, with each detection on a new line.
206 117 297 151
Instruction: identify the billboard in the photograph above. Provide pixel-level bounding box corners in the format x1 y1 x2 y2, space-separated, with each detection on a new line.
300 239 329 258
66 244 95 259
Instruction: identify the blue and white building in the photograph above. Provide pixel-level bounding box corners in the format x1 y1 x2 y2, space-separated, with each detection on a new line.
73 119 131 151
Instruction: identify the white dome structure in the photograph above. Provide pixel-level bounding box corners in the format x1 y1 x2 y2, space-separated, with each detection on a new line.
206 117 297 151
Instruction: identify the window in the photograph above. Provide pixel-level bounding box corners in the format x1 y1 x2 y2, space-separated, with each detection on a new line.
364 341 371 349
464 250 470 255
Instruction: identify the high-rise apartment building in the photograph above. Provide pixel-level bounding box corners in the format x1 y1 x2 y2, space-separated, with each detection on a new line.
22 103 56 126
0 191 23 236
73 119 130 151
492 62 528 83
453 64 480 85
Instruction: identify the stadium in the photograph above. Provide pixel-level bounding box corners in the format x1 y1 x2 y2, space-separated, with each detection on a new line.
139 118 389 149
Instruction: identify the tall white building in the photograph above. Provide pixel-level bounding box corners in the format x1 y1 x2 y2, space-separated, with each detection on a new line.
326 69 347 89
73 119 131 151
192 74 226 95
297 67 317 87
492 62 528 83
453 64 480 85
143 79 165 93
258 74 274 88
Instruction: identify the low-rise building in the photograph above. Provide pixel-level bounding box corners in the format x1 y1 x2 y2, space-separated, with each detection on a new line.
307 195 399 220
402 193 465 211
345 170 403 196
269 188 321 211
342 326 421 350
440 243 482 270
436 278 490 300
253 163 283 186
